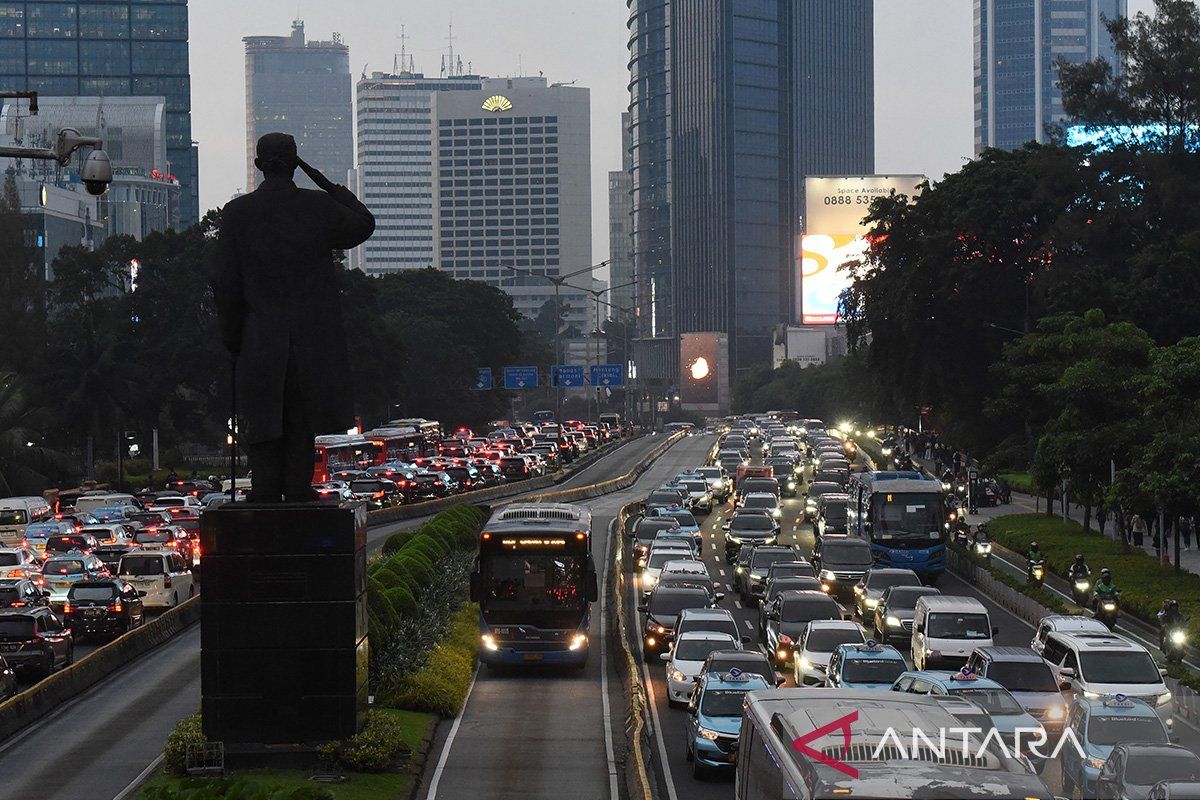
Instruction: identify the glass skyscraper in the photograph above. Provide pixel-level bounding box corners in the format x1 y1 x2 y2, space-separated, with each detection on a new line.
974 0 1126 153
0 0 197 226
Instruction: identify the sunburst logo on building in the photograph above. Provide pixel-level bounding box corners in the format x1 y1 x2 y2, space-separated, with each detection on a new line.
482 95 513 113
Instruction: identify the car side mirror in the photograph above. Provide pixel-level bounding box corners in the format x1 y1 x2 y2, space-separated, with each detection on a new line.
659 653 671 662
714 592 725 603
637 603 648 613
1160 667 1169 678
1057 667 1076 679
137 590 147 597
721 523 730 531
741 636 753 646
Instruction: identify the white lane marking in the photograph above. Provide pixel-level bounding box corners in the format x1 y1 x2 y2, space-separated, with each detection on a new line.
743 620 753 631
717 568 726 577
600 519 620 800
112 753 163 800
635 584 681 800
426 665 479 799
733 600 742 609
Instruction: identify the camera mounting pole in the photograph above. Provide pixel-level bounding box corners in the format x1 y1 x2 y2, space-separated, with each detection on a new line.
0 126 104 164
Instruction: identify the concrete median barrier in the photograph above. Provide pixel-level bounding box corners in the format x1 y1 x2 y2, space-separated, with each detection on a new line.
0 596 200 744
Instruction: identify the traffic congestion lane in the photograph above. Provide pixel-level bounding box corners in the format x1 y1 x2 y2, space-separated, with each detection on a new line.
417 434 716 800
0 625 200 800
0 435 672 800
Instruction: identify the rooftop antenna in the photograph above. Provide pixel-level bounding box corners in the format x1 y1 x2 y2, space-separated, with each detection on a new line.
394 24 408 75
446 21 457 76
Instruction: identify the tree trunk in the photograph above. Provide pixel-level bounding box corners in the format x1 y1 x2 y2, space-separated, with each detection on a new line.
1046 490 1055 517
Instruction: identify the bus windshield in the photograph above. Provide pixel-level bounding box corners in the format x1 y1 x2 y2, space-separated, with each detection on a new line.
482 553 586 625
871 492 943 545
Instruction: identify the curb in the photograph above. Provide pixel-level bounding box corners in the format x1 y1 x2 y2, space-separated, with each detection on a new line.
0 595 201 745
403 714 441 800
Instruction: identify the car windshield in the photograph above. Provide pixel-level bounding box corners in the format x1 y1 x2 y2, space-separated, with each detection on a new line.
0 510 27 525
680 617 737 638
866 571 920 591
701 689 750 717
70 586 118 601
349 481 384 493
843 659 907 684
648 551 690 569
805 628 865 652
821 504 848 523
782 599 838 623
135 532 172 544
0 588 22 604
752 551 795 571
1125 753 1200 786
985 661 1058 692
681 481 708 493
742 496 777 510
822 541 873 567
696 468 722 479
663 511 697 527
886 587 939 610
1087 715 1167 746
647 492 682 505
1079 651 1163 684
731 516 774 532
45 560 85 574
950 687 1025 715
648 591 708 618
119 556 165 576
675 638 734 662
927 612 991 639
0 618 34 638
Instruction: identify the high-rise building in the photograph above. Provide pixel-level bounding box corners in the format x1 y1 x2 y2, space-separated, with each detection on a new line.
975 0 1126 153
607 112 634 313
0 1 199 226
244 21 352 193
666 0 874 375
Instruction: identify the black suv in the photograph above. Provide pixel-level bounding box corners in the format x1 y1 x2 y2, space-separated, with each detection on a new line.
64 580 146 639
0 578 50 609
0 607 74 678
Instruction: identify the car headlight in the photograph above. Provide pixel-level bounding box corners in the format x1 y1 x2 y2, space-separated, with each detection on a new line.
1172 630 1187 645
642 572 656 586
481 634 499 652
887 615 902 628
1158 691 1173 707
1085 756 1106 770
750 573 764 581
727 535 742 544
799 657 813 672
569 634 588 651
698 727 721 741
1046 705 1065 720
820 570 836 581
735 567 745 574
864 598 879 609
1083 691 1101 699
787 481 796 489
670 669 687 683
771 508 781 518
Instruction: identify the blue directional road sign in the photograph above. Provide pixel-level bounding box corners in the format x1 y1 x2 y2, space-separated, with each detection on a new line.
590 364 625 388
474 368 493 391
503 366 539 390
552 365 585 388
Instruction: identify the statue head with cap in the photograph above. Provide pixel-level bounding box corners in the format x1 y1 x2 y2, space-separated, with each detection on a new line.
254 133 298 179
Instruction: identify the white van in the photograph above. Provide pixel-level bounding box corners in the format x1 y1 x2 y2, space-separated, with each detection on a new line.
116 550 196 608
75 493 142 514
911 594 996 670
1041 629 1174 732
0 496 53 546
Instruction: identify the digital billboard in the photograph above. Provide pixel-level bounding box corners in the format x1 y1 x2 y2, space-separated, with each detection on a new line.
679 333 727 410
800 175 925 325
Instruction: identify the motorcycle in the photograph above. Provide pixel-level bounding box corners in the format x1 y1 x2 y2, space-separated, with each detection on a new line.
972 537 992 561
1161 626 1187 664
1094 595 1119 629
1070 575 1091 606
1027 559 1046 588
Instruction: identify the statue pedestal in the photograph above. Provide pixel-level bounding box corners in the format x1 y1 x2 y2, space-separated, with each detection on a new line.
200 503 367 748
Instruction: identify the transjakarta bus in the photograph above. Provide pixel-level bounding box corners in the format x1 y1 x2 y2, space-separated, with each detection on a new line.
846 471 947 582
469 503 598 668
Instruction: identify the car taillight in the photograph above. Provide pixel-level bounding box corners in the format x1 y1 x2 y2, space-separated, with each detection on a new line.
10 601 26 608
62 602 72 614
163 573 172 588
111 602 123 612
7 569 23 578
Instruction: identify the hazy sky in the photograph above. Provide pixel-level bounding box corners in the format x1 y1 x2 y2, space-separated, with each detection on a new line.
189 0 1156 271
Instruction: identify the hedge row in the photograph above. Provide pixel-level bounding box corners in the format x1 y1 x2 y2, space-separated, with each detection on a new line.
366 505 487 640
382 604 478 717
986 513 1200 642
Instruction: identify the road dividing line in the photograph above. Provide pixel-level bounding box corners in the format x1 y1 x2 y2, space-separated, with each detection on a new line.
637 620 681 800
733 600 742 608
112 754 163 800
600 519 621 800
426 665 479 800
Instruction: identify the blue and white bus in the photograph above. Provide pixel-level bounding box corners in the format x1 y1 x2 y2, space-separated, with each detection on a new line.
469 503 598 668
846 471 947 582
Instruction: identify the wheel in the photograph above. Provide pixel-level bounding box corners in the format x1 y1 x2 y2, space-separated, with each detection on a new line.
39 653 52 679
691 758 707 780
685 743 694 762
188 584 195 599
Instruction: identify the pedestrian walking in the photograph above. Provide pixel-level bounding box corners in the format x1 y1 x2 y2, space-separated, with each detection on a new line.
1131 514 1147 547
1181 515 1193 551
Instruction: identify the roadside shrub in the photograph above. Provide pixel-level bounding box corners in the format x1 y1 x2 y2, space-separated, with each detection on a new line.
144 779 333 800
383 605 478 716
163 713 206 776
315 710 411 773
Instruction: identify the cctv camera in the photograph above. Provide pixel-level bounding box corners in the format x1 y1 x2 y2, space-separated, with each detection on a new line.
80 149 112 196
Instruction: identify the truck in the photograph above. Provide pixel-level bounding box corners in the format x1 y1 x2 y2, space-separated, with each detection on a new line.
734 465 773 490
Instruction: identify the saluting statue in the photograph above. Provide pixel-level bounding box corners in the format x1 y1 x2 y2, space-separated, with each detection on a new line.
212 133 375 502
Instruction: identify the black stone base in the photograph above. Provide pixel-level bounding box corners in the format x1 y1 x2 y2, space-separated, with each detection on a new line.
200 502 368 746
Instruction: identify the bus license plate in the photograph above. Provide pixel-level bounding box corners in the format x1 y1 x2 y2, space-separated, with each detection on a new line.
522 653 544 661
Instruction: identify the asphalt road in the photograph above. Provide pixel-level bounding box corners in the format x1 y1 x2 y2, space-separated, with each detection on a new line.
0 433 673 800
625 442 1200 800
416 433 716 800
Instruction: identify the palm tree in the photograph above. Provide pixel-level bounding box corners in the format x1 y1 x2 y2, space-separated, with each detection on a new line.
0 372 73 495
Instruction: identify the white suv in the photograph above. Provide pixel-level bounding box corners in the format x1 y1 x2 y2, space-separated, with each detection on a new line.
116 550 195 608
1041 630 1174 732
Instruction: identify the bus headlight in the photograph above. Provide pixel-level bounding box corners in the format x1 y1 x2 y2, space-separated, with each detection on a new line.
569 634 588 651
481 634 499 652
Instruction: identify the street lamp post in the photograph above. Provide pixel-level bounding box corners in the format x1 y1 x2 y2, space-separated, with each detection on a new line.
501 261 608 420
559 288 638 426
558 279 637 423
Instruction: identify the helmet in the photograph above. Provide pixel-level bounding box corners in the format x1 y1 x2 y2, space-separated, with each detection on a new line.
1167 599 1180 611
1074 554 1085 563
1101 568 1112 579
1030 541 1039 551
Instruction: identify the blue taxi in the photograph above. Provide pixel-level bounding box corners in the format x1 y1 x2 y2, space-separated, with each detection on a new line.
684 669 770 779
653 506 703 550
1060 693 1171 799
825 640 907 689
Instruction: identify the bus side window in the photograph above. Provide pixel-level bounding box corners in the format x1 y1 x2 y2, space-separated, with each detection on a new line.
744 722 782 800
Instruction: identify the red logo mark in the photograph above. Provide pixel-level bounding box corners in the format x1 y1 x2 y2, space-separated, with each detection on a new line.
791 710 859 779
